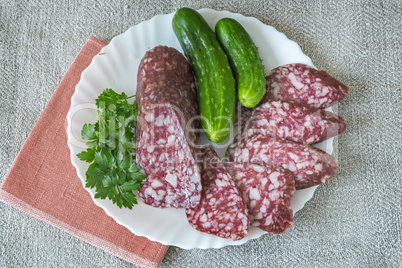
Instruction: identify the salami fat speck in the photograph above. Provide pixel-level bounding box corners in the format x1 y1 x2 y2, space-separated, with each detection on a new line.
186 146 249 241
234 134 337 189
266 63 349 108
136 46 201 208
227 163 295 234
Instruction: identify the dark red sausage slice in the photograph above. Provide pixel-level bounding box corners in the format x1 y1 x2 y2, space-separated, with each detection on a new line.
233 134 337 189
265 63 348 108
225 100 346 160
186 146 249 240
227 163 295 234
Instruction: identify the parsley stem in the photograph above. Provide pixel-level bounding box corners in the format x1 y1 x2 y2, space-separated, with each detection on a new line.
115 184 121 194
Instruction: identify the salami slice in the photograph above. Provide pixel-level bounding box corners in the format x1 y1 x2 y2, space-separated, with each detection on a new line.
234 103 253 128
186 146 249 241
233 134 337 189
249 100 347 144
225 100 346 161
136 46 202 208
265 63 349 108
227 163 295 234
225 104 253 162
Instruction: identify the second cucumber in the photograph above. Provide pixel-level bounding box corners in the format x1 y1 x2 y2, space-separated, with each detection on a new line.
216 18 266 108
172 8 236 143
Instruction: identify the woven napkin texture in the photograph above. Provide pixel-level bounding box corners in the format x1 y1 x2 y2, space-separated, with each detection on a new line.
0 36 167 268
1 0 401 267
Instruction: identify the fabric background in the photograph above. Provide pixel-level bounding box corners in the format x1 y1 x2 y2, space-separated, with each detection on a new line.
0 0 400 267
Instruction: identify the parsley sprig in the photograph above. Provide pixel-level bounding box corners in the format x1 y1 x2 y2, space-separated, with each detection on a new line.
77 88 145 209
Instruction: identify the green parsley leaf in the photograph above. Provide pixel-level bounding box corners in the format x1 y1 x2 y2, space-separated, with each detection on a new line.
77 88 144 209
94 186 110 200
85 163 104 189
81 123 97 140
94 151 115 170
120 191 137 209
76 148 96 163
86 140 99 148
120 180 143 192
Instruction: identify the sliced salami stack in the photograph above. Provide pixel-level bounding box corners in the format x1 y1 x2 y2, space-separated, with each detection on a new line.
226 63 347 190
136 45 202 208
227 163 296 234
186 146 249 240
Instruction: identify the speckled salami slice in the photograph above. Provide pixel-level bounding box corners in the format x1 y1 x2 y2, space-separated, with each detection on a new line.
136 46 202 208
234 103 253 128
225 104 253 162
248 100 346 144
233 134 337 189
265 63 349 108
225 100 346 161
227 163 295 234
186 146 249 241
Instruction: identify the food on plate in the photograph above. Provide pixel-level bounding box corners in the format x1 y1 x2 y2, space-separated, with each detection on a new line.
172 7 236 143
77 89 146 209
265 63 349 108
215 18 266 108
70 8 352 247
233 134 337 189
224 104 252 162
186 146 249 240
225 100 346 160
227 163 295 234
234 104 253 128
136 45 202 208
246 100 347 144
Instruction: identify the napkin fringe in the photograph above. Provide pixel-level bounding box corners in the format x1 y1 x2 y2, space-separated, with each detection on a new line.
0 189 161 268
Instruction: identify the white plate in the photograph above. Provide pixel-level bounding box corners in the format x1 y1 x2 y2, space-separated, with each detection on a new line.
66 8 333 249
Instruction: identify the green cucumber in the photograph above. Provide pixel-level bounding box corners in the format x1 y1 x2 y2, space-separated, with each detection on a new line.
172 8 236 143
215 18 266 108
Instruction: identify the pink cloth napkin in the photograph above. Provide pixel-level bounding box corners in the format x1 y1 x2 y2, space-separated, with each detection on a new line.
0 36 168 268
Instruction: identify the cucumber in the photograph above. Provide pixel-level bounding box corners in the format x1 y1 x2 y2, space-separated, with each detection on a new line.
172 8 236 143
215 18 266 108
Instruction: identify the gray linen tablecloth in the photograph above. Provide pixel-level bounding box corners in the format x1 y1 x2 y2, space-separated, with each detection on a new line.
1 0 401 267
